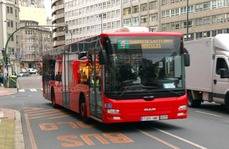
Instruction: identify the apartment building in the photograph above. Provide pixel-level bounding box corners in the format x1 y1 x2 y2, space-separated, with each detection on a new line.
19 20 52 69
122 0 159 32
0 0 20 74
160 0 229 40
52 0 65 47
122 0 229 40
64 0 122 43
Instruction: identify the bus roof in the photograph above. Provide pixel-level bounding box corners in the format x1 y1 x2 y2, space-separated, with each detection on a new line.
100 32 183 37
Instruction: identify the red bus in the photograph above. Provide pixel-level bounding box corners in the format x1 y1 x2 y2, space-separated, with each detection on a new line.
42 31 190 123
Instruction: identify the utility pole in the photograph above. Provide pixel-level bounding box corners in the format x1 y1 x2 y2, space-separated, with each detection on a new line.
186 0 189 40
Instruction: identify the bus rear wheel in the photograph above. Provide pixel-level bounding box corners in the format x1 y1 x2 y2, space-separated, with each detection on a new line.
51 88 58 108
80 102 89 122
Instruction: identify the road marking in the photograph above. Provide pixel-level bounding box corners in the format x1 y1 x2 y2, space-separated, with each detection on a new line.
29 112 66 120
138 129 180 149
24 113 38 149
18 89 25 92
195 110 222 118
28 110 64 117
25 109 56 114
47 115 70 120
155 128 208 149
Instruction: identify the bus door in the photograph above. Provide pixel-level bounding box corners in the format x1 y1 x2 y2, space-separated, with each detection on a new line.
62 52 71 107
89 49 102 118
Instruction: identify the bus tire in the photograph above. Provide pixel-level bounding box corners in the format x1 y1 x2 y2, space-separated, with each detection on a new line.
79 94 89 122
224 92 229 112
187 90 201 107
51 88 58 108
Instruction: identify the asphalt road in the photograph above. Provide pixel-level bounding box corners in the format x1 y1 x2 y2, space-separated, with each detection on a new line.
1 76 229 149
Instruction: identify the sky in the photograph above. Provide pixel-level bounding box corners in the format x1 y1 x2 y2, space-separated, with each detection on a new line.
44 0 51 18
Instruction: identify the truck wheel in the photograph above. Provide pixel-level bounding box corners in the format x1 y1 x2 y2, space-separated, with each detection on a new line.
187 91 201 107
225 93 229 112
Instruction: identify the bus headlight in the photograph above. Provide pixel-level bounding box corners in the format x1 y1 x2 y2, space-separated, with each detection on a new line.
178 105 187 111
107 109 120 114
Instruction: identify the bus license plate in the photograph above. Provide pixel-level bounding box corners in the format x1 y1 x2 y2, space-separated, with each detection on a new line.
141 116 159 121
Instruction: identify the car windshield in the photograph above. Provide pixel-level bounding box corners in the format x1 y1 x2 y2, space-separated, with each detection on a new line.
103 35 185 99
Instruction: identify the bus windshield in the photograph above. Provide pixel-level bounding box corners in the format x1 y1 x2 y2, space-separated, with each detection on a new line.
104 36 185 99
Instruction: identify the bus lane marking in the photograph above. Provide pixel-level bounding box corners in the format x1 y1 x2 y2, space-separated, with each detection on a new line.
194 110 222 118
138 129 180 149
29 112 66 120
39 121 93 131
155 128 208 149
56 133 134 148
24 113 38 149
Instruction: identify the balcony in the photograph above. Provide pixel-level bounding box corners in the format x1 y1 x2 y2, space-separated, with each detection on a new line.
53 40 65 47
53 31 65 38
52 13 64 21
52 4 64 12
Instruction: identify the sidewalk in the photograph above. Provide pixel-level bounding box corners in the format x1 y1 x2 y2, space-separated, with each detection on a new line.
0 108 25 149
0 87 17 96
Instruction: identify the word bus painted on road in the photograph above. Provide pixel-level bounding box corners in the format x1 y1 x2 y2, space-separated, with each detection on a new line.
42 31 189 123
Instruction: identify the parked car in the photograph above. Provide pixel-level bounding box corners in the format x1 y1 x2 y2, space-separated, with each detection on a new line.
28 68 38 74
17 72 30 77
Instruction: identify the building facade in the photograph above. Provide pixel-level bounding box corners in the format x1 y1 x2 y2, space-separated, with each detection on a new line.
122 0 229 40
19 20 52 69
122 0 159 32
52 0 65 47
64 0 122 43
0 0 20 74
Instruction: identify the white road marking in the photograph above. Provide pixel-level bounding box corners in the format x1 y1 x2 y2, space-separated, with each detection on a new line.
30 89 37 92
138 129 180 149
195 110 222 118
155 128 208 149
18 89 25 92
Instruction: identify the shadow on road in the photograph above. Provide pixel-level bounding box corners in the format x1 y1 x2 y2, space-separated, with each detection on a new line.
190 102 229 114
44 102 184 134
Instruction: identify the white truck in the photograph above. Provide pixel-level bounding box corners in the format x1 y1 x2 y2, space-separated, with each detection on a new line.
185 34 229 109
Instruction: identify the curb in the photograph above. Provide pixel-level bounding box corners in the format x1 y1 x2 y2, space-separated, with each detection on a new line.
14 110 25 149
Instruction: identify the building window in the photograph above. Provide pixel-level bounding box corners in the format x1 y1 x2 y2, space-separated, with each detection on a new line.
140 3 148 12
140 15 148 23
10 7 13 14
132 17 139 26
150 13 158 22
149 1 157 10
132 5 139 13
7 6 10 13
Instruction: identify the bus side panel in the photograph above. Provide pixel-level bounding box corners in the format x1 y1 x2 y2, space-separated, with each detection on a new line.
69 61 81 113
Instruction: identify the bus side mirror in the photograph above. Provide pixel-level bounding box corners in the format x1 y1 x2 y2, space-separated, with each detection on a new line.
99 51 105 65
183 48 190 67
